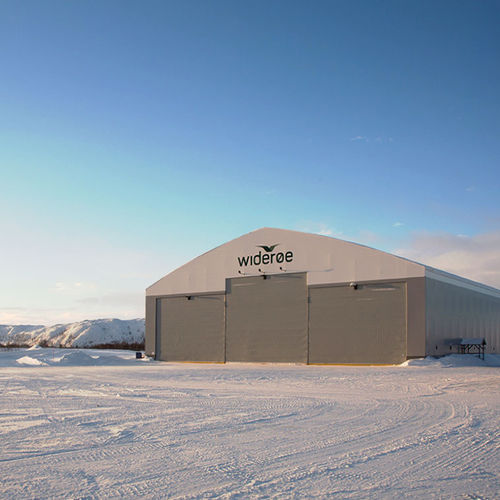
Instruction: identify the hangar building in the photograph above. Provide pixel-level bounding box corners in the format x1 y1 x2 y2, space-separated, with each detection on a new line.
145 228 500 364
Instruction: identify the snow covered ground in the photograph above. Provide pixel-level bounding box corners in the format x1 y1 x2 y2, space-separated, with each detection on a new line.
1 350 499 499
0 318 144 348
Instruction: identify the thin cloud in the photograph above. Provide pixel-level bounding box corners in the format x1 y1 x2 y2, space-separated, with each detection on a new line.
393 222 404 227
295 221 343 238
0 301 143 326
77 292 143 307
357 230 380 244
350 136 394 144
295 222 382 247
394 230 500 289
317 226 334 236
49 282 97 293
0 307 78 326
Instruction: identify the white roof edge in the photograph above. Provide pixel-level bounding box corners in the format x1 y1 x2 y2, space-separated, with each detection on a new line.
425 266 500 298
257 227 426 269
146 227 426 292
146 228 265 292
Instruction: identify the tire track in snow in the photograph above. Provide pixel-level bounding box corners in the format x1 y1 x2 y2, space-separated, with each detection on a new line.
0 364 498 498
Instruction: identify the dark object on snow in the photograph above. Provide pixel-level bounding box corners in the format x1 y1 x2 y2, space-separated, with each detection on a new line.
136 351 144 359
446 338 486 360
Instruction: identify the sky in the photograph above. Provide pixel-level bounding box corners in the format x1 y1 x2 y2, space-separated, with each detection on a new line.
1 0 499 325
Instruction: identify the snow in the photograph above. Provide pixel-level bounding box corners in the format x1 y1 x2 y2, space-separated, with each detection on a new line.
15 355 48 366
0 318 144 348
401 353 500 368
0 350 499 498
0 348 149 368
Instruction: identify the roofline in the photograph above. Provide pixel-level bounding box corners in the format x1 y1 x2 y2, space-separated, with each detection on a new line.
146 227 500 298
424 266 500 298
146 227 425 292
146 228 265 291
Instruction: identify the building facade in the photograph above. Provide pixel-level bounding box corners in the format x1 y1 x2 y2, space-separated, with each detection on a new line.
145 228 500 363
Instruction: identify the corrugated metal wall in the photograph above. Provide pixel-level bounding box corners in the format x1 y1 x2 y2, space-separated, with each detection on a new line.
145 296 156 356
147 277 411 364
406 278 426 358
426 278 500 355
157 294 225 362
309 282 407 364
225 273 308 362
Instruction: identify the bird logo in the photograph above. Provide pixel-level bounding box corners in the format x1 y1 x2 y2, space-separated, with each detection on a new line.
257 243 280 253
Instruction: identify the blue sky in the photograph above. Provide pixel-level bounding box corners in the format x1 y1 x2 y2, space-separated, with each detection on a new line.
1 0 499 324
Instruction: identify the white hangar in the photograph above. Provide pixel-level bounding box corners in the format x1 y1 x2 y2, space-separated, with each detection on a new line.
145 228 500 364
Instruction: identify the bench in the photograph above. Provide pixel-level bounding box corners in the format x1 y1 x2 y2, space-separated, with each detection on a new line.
446 338 486 360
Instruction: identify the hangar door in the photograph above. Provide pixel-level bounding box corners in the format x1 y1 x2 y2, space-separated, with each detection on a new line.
157 295 225 362
309 282 407 364
226 273 308 362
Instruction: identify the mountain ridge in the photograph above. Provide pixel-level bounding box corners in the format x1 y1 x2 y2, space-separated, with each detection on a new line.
0 318 145 348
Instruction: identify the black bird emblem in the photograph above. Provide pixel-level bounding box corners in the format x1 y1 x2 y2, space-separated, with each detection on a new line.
257 243 280 252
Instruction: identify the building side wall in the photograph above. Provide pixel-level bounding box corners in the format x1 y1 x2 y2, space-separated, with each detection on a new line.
426 278 500 355
406 278 426 358
145 296 156 357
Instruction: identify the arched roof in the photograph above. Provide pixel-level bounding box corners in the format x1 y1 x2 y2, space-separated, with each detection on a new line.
146 227 425 296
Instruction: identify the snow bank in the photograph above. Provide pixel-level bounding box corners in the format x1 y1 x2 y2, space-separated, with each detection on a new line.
0 348 150 368
2 348 499 369
15 355 48 366
54 350 140 366
402 353 500 368
0 318 145 348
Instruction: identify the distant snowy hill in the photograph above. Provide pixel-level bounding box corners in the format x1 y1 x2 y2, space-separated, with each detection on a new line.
0 318 145 348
